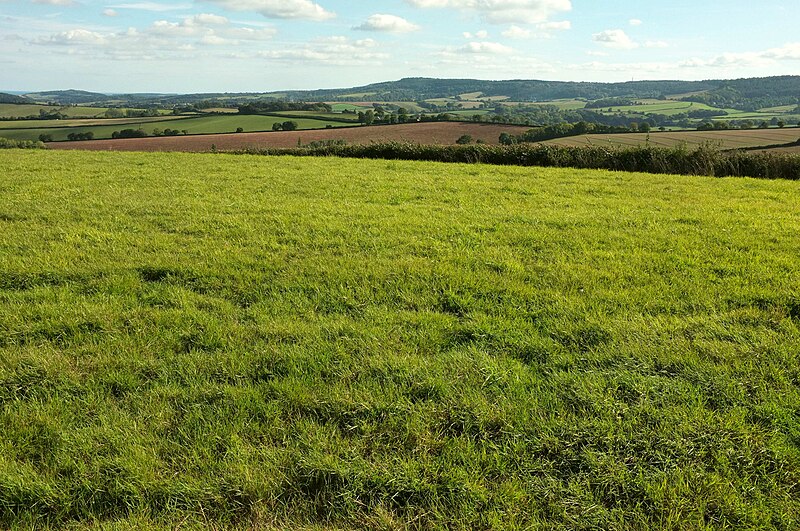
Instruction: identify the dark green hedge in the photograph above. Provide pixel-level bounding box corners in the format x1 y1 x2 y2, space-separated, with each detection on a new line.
236 142 800 180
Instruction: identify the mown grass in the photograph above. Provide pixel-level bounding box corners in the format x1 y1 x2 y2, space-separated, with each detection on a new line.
1 150 799 529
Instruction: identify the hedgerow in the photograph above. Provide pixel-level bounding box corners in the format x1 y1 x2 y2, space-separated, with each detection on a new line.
238 142 800 180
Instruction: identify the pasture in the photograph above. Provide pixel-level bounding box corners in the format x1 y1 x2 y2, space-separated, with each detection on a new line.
1 150 799 529
0 115 359 142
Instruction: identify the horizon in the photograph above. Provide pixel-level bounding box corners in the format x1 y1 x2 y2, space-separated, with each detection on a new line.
5 73 800 97
2 1 799 93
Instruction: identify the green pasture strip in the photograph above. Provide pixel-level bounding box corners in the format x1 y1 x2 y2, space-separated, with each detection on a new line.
0 115 357 142
0 150 799 528
0 116 190 130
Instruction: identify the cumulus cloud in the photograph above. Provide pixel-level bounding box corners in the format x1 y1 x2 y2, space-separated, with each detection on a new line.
32 0 78 5
258 36 386 65
463 29 488 39
108 2 191 11
458 41 513 54
200 0 334 21
680 43 800 69
592 29 638 49
354 14 419 33
629 18 642 26
501 25 529 38
34 13 277 59
406 0 572 25
102 8 117 16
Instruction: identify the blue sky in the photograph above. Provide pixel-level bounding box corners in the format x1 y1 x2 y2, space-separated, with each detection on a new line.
1 0 799 93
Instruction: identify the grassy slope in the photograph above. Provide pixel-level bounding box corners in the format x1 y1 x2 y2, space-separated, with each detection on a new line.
0 115 357 142
1 150 800 529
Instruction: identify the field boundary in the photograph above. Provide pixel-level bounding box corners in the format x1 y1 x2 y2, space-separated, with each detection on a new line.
236 142 800 180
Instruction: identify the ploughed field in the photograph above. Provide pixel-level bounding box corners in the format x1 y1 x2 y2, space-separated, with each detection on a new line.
1 150 800 529
46 122 532 151
541 127 800 151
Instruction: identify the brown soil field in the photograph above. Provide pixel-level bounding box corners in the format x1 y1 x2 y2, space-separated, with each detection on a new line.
47 122 531 152
541 127 800 151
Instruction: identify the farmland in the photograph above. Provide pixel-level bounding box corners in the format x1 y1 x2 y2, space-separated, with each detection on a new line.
47 122 532 151
0 114 359 142
541 127 800 151
1 149 799 529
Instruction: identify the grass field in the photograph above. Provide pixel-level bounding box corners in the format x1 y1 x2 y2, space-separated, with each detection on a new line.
1 150 800 529
0 104 171 119
542 127 800 150
0 116 190 131
0 115 358 142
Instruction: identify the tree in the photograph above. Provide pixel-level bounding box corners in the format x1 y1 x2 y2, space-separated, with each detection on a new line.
281 121 298 131
272 123 282 131
499 132 515 145
38 134 53 142
777 120 786 128
397 108 409 123
456 134 473 145
236 127 244 133
638 122 651 133
364 110 375 126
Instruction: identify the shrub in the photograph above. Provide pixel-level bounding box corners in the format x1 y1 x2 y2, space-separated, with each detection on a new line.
456 135 473 145
0 137 46 149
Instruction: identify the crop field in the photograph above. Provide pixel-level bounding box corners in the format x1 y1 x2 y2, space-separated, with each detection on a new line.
1 149 799 529
0 115 359 142
0 116 190 131
542 127 800 150
0 104 170 119
598 101 721 116
47 122 531 151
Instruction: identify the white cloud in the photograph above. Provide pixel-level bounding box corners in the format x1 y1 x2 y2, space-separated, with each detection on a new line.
102 8 117 16
258 36 386 65
33 14 277 59
32 0 77 5
592 29 638 49
200 0 335 21
501 25 529 38
458 41 513 54
108 2 191 11
538 20 569 30
629 18 642 26
463 29 488 39
44 28 107 44
680 43 800 69
406 0 572 25
354 14 419 33
644 40 668 49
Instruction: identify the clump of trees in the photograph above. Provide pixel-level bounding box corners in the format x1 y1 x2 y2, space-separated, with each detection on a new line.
271 121 299 131
111 129 148 139
66 132 94 141
499 121 632 145
238 101 331 114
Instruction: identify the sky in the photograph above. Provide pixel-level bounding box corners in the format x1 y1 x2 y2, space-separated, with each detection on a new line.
1 0 799 93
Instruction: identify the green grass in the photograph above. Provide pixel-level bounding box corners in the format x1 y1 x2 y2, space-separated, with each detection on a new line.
0 115 358 142
1 150 800 529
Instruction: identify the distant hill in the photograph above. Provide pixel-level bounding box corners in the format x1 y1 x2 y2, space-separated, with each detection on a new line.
16 75 800 111
273 76 800 106
0 92 33 104
24 89 109 105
